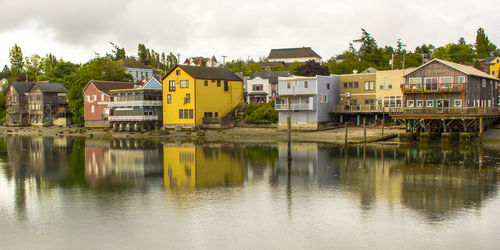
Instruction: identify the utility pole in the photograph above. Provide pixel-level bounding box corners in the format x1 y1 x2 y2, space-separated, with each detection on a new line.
391 53 394 70
222 56 227 66
177 53 181 64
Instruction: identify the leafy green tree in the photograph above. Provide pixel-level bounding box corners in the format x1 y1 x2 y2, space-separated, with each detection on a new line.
63 57 133 124
286 61 302 73
25 54 43 81
414 44 435 54
327 56 371 74
475 27 499 58
138 44 150 65
166 52 178 71
353 28 385 66
108 42 126 61
9 44 24 80
433 43 475 64
224 59 245 73
245 100 278 123
244 63 262 76
271 64 287 71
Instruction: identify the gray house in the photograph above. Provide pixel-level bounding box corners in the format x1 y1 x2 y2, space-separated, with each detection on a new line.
275 75 340 130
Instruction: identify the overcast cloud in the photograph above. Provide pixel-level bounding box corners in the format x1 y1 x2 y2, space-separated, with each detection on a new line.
0 0 499 67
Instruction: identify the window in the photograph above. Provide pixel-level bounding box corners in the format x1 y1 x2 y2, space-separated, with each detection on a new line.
217 80 221 87
458 76 466 83
492 70 496 76
454 99 462 107
349 82 353 88
287 81 291 89
101 94 105 101
354 82 358 88
326 84 330 89
482 79 486 88
224 81 229 91
185 93 190 103
319 95 323 104
179 109 183 119
304 81 308 88
424 77 438 91
189 109 193 119
343 82 347 88
252 84 263 91
426 100 434 107
407 100 414 107
176 70 181 75
184 109 189 118
324 95 328 104
169 80 176 91
364 81 374 90
204 80 208 86
93 95 97 101
91 105 95 113
167 94 171 104
215 112 218 117
416 100 423 107
409 78 422 84
180 80 189 88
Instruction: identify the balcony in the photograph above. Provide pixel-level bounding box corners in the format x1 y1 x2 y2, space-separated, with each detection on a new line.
401 83 465 94
108 100 163 107
390 107 500 118
333 105 390 113
275 96 314 111
108 115 159 121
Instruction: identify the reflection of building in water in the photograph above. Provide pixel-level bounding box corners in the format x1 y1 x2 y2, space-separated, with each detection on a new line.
163 144 244 188
85 139 163 185
5 136 75 220
333 144 498 220
275 143 339 186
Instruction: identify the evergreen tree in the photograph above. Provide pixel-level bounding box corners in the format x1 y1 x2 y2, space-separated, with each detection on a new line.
475 27 499 58
0 65 11 79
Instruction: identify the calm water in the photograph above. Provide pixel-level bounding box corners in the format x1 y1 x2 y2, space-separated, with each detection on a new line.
0 136 499 249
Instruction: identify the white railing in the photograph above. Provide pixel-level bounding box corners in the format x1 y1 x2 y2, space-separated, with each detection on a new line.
108 100 162 107
275 103 314 111
108 115 159 121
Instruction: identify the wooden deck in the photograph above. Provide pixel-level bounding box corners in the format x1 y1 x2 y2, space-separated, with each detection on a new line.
390 107 500 119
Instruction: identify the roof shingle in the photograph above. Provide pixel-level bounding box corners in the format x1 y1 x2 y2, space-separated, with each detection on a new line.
268 47 321 60
91 81 136 95
177 65 242 81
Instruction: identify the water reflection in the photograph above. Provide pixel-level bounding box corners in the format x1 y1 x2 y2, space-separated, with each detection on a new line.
85 138 163 189
163 143 244 188
0 136 498 225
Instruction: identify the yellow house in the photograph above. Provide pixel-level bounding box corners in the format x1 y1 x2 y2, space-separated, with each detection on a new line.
162 65 243 128
375 68 415 109
485 57 500 78
163 144 244 188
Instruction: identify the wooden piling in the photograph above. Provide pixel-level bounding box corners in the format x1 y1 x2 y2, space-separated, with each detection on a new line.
363 117 367 143
345 122 348 145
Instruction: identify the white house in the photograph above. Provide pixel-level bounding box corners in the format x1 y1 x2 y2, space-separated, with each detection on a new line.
246 71 291 104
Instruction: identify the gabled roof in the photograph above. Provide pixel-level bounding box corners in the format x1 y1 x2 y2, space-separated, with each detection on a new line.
250 71 292 84
485 56 500 64
9 82 34 95
169 65 242 81
405 58 499 81
268 47 321 60
119 58 151 69
31 82 67 93
143 77 162 89
88 80 136 95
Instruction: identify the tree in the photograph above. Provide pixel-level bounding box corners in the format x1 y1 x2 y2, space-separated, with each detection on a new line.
353 28 384 66
475 27 499 58
108 42 126 61
295 60 329 76
137 44 150 65
0 65 11 79
244 63 262 76
9 44 24 80
166 52 178 72
63 57 133 124
286 61 302 73
25 54 43 81
433 43 475 64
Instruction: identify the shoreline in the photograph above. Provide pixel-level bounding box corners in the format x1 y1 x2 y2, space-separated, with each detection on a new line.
0 125 405 144
2 125 500 145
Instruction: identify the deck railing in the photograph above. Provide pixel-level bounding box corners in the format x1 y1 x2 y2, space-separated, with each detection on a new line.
108 115 159 121
389 107 500 115
333 105 392 113
401 83 465 94
108 100 162 107
275 103 314 111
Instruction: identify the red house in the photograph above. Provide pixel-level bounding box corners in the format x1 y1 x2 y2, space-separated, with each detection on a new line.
83 80 135 127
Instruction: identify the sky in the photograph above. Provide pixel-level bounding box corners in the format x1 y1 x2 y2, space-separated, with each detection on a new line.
0 0 499 67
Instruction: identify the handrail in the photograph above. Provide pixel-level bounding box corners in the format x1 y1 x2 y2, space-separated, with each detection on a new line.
401 83 465 93
389 107 499 115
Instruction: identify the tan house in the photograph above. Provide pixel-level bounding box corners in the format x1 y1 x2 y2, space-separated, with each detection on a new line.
338 72 377 112
375 68 416 109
